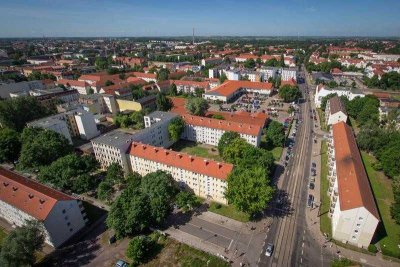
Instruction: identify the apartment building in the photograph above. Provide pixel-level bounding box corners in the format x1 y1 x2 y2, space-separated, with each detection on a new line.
129 142 232 204
201 57 223 66
91 130 135 173
325 96 348 126
57 79 89 95
181 114 262 147
280 68 297 81
258 67 278 81
28 107 100 143
327 122 379 248
315 84 364 108
172 80 210 94
203 80 274 103
0 80 46 99
0 167 87 248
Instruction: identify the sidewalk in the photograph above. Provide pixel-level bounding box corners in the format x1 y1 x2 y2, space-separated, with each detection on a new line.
305 89 400 267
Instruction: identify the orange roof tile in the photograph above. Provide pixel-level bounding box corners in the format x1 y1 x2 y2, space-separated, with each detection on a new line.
207 81 273 97
129 142 233 180
332 122 379 219
181 114 262 136
58 79 87 87
0 167 75 221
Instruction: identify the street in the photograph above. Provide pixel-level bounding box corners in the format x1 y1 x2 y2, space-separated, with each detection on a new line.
258 68 332 267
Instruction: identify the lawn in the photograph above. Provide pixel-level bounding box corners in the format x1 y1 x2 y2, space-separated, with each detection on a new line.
208 202 250 223
260 134 283 161
316 108 328 132
171 140 223 161
319 140 332 237
143 237 229 267
361 152 400 258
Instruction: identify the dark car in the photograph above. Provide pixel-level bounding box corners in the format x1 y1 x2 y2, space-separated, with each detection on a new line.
309 182 315 190
312 162 316 168
307 194 314 208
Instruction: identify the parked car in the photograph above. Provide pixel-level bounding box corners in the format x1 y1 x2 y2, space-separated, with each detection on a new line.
312 162 316 168
115 260 129 267
307 194 314 208
309 182 315 190
265 243 274 257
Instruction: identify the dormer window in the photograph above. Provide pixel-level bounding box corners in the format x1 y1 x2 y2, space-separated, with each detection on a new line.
28 194 34 199
39 199 45 204
12 186 18 191
3 182 9 187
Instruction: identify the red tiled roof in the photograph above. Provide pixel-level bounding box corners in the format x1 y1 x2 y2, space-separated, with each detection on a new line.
182 114 262 136
129 142 233 180
0 167 75 221
207 81 273 97
132 72 156 79
280 78 297 88
58 79 87 87
332 122 379 220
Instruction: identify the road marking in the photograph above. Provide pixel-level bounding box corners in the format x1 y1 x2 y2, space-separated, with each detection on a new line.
302 242 304 248
301 249 303 255
300 257 303 264
228 239 233 250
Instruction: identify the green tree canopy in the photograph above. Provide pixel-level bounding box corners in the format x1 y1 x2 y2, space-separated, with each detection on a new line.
168 83 178 96
97 180 114 202
219 73 228 83
156 93 173 111
18 128 73 171
265 120 285 147
0 220 45 267
175 191 200 212
168 117 185 142
156 68 170 81
106 163 125 185
217 131 240 156
126 236 154 266
141 171 177 224
0 96 53 132
243 58 256 69
225 166 275 216
185 97 209 116
279 85 301 103
38 154 99 193
0 128 21 164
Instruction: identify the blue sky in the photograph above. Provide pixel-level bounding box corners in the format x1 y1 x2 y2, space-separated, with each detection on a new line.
0 0 399 37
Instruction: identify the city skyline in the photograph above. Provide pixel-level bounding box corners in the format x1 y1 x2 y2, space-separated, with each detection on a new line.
1 0 400 38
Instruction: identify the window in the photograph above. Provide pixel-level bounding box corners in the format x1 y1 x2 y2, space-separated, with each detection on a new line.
62 209 66 214
69 228 73 232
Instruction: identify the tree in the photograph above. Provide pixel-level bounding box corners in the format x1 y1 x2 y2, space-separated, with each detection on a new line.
320 93 338 110
194 88 204 98
175 191 199 212
156 93 173 111
0 220 44 267
221 138 249 164
219 73 228 83
18 128 73 171
126 236 153 266
243 59 256 69
218 131 240 155
106 163 125 185
225 166 275 216
211 114 225 120
168 83 178 96
380 142 400 178
279 85 301 103
97 180 114 202
38 154 98 192
266 121 285 147
391 178 400 224
140 171 177 224
168 117 185 142
0 96 52 132
106 185 151 238
185 97 209 116
0 128 21 164
156 68 170 81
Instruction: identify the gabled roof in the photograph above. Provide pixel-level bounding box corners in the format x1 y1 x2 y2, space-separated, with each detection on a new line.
328 96 347 116
129 142 233 180
0 167 75 221
332 122 379 220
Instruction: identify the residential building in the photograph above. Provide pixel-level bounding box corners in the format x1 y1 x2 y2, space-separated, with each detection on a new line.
325 96 348 126
0 167 87 248
36 89 79 110
172 80 210 94
28 107 100 143
181 114 262 147
0 80 46 99
203 80 274 103
327 122 379 248
315 84 364 108
129 142 232 204
280 68 297 81
57 79 89 95
91 130 135 173
201 57 223 66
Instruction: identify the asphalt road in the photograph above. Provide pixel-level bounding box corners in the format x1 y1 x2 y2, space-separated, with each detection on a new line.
258 70 332 267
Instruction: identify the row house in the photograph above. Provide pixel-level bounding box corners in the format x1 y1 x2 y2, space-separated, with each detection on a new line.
325 96 348 126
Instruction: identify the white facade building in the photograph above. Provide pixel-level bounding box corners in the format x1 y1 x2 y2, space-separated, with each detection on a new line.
315 84 365 108
325 96 348 126
327 122 379 248
280 68 297 81
0 167 87 248
129 142 232 204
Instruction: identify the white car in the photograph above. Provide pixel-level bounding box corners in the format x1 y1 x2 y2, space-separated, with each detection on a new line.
265 243 274 257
